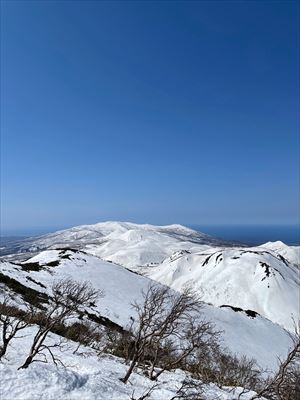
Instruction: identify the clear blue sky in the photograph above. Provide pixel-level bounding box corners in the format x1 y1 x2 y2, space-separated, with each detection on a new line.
1 0 299 235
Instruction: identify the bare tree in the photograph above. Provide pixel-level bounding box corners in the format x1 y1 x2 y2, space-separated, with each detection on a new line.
250 321 300 400
120 284 218 384
66 320 103 355
18 278 102 369
129 382 161 400
148 315 219 381
169 377 207 400
0 295 33 359
190 341 263 397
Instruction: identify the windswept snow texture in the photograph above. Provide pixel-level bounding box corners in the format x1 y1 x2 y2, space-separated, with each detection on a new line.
0 326 262 400
0 249 293 370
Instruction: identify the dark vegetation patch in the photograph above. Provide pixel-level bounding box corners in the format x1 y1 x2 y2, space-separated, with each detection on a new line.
55 247 81 253
260 262 271 279
0 272 49 309
240 250 273 257
240 250 266 256
245 309 259 318
220 305 259 318
19 259 60 271
26 275 47 289
123 266 143 276
215 253 223 264
20 262 44 272
277 254 289 266
241 250 285 265
259 262 284 281
48 320 101 344
202 252 220 266
44 260 60 267
85 310 124 334
60 254 72 260
221 304 244 313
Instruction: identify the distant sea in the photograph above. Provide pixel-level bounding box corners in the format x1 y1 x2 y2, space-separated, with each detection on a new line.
190 225 300 246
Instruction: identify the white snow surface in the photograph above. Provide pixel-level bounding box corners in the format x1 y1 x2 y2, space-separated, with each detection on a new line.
259 241 300 266
0 250 293 371
1 221 229 267
0 325 262 400
149 246 300 332
2 223 298 325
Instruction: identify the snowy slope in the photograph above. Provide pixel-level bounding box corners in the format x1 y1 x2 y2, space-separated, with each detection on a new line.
260 241 300 266
0 249 293 370
1 249 150 327
149 246 300 331
0 325 262 400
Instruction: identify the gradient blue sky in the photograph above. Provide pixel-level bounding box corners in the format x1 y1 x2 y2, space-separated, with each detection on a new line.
1 0 299 235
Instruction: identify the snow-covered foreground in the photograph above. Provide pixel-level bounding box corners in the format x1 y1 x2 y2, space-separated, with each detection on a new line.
0 249 293 371
0 326 260 400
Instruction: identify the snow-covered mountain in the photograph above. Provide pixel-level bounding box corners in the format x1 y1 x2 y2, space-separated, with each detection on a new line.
1 221 299 333
1 220 299 396
0 221 236 265
149 245 299 331
260 240 300 266
0 248 294 371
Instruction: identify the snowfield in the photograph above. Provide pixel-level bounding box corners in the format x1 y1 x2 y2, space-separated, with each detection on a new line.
259 241 300 266
149 246 299 331
0 326 262 400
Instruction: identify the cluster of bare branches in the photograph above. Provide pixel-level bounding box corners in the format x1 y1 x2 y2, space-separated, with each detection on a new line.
18 279 101 369
0 295 34 359
65 320 103 355
1 276 300 400
250 322 300 400
0 278 102 369
129 377 206 400
118 284 220 384
168 377 207 400
113 282 300 399
190 344 263 396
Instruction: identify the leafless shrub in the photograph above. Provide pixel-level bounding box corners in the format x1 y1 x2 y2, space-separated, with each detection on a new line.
129 382 161 400
105 328 134 361
250 321 300 400
169 377 206 400
189 341 263 397
120 284 219 384
18 278 102 369
0 295 33 359
148 315 219 381
66 320 103 355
